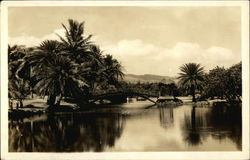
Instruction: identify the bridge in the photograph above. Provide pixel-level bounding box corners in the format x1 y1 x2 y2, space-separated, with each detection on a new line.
90 91 158 104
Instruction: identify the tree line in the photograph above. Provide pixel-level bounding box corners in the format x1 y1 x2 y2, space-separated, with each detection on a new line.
177 62 241 103
119 61 241 104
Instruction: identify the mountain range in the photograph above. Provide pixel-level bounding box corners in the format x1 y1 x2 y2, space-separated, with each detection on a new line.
123 74 177 84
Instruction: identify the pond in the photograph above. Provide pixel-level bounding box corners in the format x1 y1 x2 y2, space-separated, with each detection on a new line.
9 100 242 152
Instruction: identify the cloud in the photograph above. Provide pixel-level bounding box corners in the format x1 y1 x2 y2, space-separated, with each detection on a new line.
101 40 240 76
103 39 159 58
9 33 240 76
9 29 65 47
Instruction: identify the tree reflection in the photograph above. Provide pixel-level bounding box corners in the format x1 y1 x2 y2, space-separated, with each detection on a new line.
158 106 174 129
182 106 202 146
210 104 242 150
9 112 125 152
182 105 242 149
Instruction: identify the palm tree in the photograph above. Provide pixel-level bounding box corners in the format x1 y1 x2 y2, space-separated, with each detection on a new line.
18 40 89 106
34 55 89 106
58 19 125 91
103 54 124 88
57 19 94 64
178 63 204 102
16 40 63 104
82 45 105 94
57 19 105 95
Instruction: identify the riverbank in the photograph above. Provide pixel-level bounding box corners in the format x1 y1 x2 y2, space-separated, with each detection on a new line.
9 97 77 119
9 96 241 119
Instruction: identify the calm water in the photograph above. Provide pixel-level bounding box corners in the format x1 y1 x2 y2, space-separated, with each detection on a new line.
9 101 242 152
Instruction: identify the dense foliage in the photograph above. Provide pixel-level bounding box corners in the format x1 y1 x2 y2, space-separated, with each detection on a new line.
202 62 242 102
8 45 30 109
177 62 242 103
8 19 124 107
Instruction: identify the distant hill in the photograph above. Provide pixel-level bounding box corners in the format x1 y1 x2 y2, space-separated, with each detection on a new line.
123 74 177 84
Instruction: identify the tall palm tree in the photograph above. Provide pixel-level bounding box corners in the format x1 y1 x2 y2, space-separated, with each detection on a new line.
57 19 125 92
57 19 105 95
57 19 94 64
178 63 204 102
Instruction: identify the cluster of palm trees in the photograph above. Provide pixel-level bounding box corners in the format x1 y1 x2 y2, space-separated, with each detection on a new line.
8 19 124 108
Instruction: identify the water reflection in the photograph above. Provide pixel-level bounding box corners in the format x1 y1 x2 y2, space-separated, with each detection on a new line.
158 106 174 129
182 107 203 145
9 103 242 152
9 112 124 152
182 105 242 150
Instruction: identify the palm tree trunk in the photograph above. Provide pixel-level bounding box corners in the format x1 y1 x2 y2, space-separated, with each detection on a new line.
16 102 19 110
192 92 196 102
19 100 23 108
47 94 56 106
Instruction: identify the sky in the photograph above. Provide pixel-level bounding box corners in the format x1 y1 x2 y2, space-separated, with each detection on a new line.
8 6 241 77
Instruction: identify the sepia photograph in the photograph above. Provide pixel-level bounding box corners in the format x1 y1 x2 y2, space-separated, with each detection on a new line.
1 1 249 160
